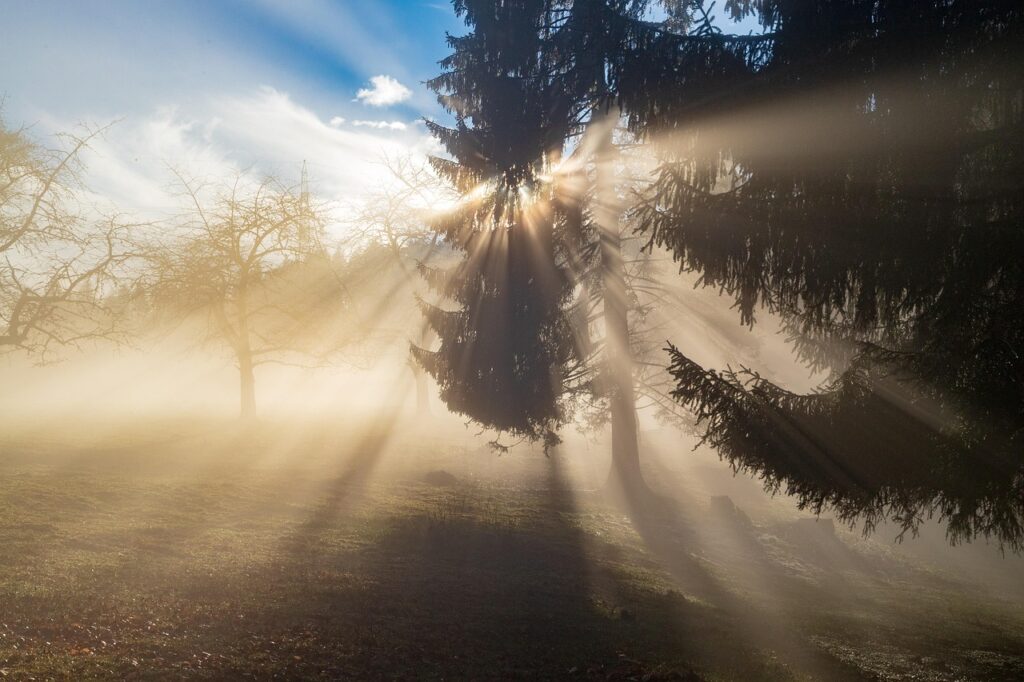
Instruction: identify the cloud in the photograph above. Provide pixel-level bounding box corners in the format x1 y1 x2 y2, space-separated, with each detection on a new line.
356 75 412 107
352 120 408 130
329 116 346 127
63 86 438 233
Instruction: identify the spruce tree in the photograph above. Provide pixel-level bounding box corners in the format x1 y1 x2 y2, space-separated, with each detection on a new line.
420 1 678 492
621 0 1024 546
413 0 577 447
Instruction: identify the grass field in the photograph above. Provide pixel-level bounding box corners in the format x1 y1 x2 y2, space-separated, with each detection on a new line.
1 416 1022 680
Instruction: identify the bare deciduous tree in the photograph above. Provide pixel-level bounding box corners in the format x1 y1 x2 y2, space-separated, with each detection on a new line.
0 119 137 358
147 170 335 417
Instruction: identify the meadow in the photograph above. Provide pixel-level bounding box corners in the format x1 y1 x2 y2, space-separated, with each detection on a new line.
1 416 1021 680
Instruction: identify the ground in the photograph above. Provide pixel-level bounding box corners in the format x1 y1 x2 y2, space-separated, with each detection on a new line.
0 416 1022 680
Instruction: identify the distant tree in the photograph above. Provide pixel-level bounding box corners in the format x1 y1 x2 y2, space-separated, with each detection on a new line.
622 1 1024 546
147 171 338 417
0 118 136 358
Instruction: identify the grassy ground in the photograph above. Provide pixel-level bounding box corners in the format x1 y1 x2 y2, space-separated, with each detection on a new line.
0 417 1022 680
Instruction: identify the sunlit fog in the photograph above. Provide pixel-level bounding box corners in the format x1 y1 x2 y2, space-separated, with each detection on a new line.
1 1 1022 680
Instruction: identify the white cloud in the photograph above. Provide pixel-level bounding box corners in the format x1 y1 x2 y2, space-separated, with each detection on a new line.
356 75 412 107
62 86 438 234
352 120 408 131
329 116 346 127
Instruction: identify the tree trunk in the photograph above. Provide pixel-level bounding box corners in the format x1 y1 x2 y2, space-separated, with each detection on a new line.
593 108 645 496
234 280 257 419
238 348 256 418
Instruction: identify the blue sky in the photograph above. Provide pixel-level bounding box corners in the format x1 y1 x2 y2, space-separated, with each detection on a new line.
0 0 470 219
1 0 461 124
0 1 757 220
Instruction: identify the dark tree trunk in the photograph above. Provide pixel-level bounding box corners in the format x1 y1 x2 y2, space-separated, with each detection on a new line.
238 348 256 418
234 283 257 419
593 111 645 496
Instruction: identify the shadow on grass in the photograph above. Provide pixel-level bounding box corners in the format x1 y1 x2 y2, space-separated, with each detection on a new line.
615 464 872 682
0 439 850 680
4 433 1022 680
259 450 708 680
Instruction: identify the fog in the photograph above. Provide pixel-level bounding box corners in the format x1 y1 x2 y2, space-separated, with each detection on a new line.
2 1 1023 679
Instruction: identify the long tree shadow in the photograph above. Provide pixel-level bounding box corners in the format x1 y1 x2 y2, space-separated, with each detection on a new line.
4 427 1022 679
286 396 408 545
251 444 866 680
617 457 872 681
252 447 718 679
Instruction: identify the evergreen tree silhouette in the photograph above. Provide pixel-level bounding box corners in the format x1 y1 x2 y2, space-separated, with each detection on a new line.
621 0 1024 546
413 0 578 447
